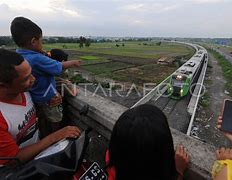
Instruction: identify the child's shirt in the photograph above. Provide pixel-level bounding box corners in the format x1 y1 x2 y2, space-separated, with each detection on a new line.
16 49 62 103
212 160 232 180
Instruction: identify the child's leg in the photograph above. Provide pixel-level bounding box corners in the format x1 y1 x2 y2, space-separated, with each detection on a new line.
35 104 52 138
43 104 63 133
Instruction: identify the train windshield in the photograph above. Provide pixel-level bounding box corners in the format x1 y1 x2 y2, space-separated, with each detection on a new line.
172 78 184 87
171 75 186 87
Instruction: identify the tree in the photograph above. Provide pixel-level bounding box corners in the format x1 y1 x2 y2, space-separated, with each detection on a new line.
79 36 86 48
0 36 14 46
79 43 83 48
85 39 91 47
156 41 162 46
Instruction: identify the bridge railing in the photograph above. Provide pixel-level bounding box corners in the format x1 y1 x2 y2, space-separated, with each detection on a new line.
67 87 215 180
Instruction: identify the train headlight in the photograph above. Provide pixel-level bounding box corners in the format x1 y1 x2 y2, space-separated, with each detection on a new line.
180 89 184 95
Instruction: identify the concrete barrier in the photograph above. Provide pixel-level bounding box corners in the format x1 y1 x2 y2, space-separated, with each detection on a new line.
67 87 216 180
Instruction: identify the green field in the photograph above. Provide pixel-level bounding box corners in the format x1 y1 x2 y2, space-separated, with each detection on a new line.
111 64 176 85
43 41 195 60
80 55 100 61
81 62 134 76
44 41 195 86
78 55 110 65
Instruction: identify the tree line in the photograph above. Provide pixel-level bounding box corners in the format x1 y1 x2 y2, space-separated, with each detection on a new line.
0 36 92 47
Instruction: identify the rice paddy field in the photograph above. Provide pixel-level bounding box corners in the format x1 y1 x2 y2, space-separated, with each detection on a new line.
44 41 195 86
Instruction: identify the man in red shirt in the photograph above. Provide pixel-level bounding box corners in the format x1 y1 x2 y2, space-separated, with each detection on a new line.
0 49 80 165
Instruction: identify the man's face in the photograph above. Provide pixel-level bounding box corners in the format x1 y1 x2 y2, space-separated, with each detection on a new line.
8 60 35 94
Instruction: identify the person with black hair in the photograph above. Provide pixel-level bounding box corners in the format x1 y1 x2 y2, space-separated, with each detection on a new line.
48 49 77 97
10 17 81 136
48 49 69 62
0 49 80 166
106 104 189 180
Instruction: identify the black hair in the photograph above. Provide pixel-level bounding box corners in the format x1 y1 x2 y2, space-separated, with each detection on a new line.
108 104 177 180
0 49 24 84
10 17 42 47
50 49 68 62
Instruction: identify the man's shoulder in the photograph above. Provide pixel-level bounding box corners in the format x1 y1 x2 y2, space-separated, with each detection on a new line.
24 92 32 100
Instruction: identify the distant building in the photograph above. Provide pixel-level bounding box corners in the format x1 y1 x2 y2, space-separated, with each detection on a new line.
157 57 174 65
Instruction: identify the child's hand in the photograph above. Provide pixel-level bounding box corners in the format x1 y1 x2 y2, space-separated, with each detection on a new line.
72 60 81 68
62 60 81 69
48 93 62 107
217 116 232 142
175 145 189 177
216 147 232 160
217 116 223 129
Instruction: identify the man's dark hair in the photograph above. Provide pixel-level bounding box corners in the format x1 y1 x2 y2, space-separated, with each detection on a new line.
10 17 42 47
0 49 24 84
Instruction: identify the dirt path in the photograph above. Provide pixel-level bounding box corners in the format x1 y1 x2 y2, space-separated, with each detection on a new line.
194 53 231 147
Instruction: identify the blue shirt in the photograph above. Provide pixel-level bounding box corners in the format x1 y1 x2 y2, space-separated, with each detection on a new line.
16 49 62 103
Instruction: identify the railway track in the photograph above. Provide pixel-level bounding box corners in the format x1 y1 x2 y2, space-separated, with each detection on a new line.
132 42 208 135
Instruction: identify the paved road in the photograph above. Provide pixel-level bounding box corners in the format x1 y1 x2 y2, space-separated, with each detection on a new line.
193 53 232 147
213 48 232 64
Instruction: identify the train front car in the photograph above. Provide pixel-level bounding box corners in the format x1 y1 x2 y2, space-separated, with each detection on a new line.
169 73 189 99
168 46 207 99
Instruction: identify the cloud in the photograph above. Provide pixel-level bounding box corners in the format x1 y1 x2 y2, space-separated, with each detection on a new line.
185 0 230 4
0 0 232 37
122 2 180 13
0 0 83 19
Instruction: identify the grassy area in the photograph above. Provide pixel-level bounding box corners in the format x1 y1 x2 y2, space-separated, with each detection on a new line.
81 62 134 76
42 41 194 86
199 91 210 108
221 46 232 54
70 74 90 84
208 48 232 96
79 55 108 65
43 41 195 60
111 64 176 85
80 55 100 61
223 46 232 52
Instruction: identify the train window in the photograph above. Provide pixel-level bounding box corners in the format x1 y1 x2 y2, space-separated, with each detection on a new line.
171 78 184 87
171 74 187 87
185 71 192 75
185 62 195 67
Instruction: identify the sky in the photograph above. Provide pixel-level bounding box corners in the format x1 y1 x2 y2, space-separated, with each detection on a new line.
0 0 232 38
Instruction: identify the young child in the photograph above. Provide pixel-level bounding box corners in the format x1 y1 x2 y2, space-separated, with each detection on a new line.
10 17 80 137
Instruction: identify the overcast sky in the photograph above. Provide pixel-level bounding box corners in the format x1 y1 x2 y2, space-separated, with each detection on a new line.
0 0 231 38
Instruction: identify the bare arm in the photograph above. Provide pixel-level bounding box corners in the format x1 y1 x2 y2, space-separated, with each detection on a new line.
214 166 227 180
175 145 189 180
15 126 80 163
62 60 81 70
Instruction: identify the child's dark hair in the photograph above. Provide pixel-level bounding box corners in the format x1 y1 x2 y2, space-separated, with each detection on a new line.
0 49 24 83
10 17 42 47
108 104 177 180
50 49 68 62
